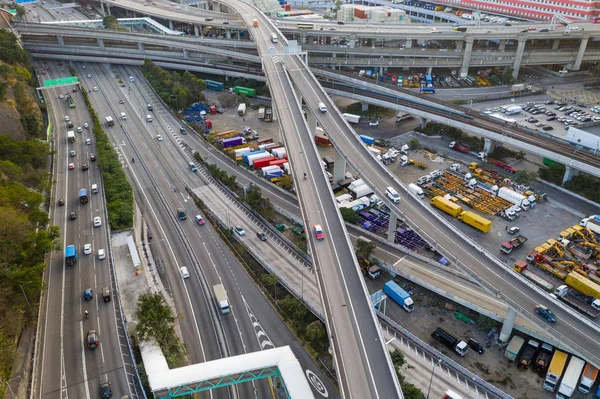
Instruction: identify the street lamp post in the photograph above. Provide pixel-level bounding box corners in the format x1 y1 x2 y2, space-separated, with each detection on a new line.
20 281 34 318
426 359 443 399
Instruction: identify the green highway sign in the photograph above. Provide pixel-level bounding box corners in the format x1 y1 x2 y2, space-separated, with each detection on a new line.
43 77 79 87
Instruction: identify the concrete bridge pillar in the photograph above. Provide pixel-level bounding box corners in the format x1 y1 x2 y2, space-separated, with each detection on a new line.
333 149 346 184
574 36 589 70
194 24 200 37
455 40 463 51
137 42 144 51
512 38 527 80
100 1 106 14
97 38 104 49
404 39 412 49
552 39 560 51
307 108 317 136
499 307 517 342
226 30 231 39
459 37 473 77
426 66 432 75
169 20 174 30
183 48 189 58
386 213 398 244
105 3 111 15
361 102 369 112
349 38 356 48
563 166 579 184
498 39 506 51
57 35 64 47
420 117 427 130
483 138 495 154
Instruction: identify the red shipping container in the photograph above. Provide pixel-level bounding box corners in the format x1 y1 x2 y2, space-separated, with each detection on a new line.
269 159 287 167
253 156 278 169
284 4 291 11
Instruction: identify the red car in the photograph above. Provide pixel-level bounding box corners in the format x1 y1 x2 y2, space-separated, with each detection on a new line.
68 163 75 170
314 224 325 240
90 154 96 162
58 198 65 206
82 164 89 171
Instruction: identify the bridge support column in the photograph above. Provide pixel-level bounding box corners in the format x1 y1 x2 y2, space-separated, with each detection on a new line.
498 39 506 51
105 3 111 15
459 38 473 77
483 138 495 154
552 39 560 51
183 48 189 58
100 1 106 14
563 166 579 184
361 102 369 112
426 66 432 75
97 38 104 49
499 308 517 342
420 118 427 130
404 39 412 49
307 109 317 136
225 30 231 39
169 20 174 30
386 213 398 244
57 35 64 47
333 149 346 184
300 32 307 44
137 42 143 51
194 24 200 37
573 36 589 70
455 40 463 51
512 38 526 80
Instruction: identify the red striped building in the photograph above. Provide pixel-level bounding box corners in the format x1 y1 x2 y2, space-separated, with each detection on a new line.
437 0 598 20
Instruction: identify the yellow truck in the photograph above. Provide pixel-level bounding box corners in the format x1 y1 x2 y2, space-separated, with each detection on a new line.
543 351 568 392
430 196 463 218
565 271 600 299
457 211 491 233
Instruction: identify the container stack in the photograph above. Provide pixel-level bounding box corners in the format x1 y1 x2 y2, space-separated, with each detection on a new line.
338 4 408 23
252 0 284 14
338 4 355 22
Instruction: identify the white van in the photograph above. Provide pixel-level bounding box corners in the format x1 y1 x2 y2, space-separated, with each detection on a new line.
386 187 400 203
270 32 278 43
91 184 98 194
318 102 327 112
121 112 127 120
129 76 135 82
147 115 153 122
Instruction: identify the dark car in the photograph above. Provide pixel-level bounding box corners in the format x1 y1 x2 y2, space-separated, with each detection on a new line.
99 381 112 398
543 126 554 131
535 304 556 322
257 232 267 241
58 198 65 206
205 17 214 21
102 287 111 302
87 330 99 349
82 164 89 171
468 338 485 354
70 211 77 220
545 100 555 105
85 288 93 300
546 116 556 121
527 118 538 123
90 154 96 162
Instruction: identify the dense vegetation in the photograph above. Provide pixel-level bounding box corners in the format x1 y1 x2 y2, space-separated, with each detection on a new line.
141 59 206 110
416 122 484 151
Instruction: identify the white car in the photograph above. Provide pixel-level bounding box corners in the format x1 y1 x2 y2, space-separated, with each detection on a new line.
93 216 102 227
84 244 92 255
59 94 64 99
180 266 190 279
64 116 70 122
98 249 106 260
77 127 82 133
83 122 89 129
87 73 92 78
93 87 98 92
86 138 92 145
234 226 246 236
369 121 380 127
156 135 163 141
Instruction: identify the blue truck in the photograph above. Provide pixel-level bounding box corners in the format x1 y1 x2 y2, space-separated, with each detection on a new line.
425 74 432 85
384 280 414 312
65 245 77 265
79 188 88 204
205 80 224 91
421 87 435 94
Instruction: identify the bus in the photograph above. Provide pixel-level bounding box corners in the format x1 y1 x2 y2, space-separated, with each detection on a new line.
296 23 314 29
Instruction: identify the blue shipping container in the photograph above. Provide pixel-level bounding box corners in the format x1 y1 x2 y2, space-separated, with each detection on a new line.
360 135 376 145
425 74 432 83
383 281 414 311
205 80 224 91
243 150 266 163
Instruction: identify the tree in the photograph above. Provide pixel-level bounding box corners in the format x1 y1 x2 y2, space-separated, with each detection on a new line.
356 237 376 260
102 15 119 29
390 349 405 367
0 81 8 100
305 320 327 352
591 63 600 78
408 138 420 150
218 92 238 108
136 294 176 345
514 170 537 185
503 67 515 84
15 5 25 19
264 274 278 300
340 207 358 223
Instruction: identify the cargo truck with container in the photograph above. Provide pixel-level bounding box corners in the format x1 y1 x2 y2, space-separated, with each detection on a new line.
431 196 463 217
343 113 361 124
497 187 531 209
237 103 247 116
431 328 468 356
510 84 525 93
505 335 525 362
205 80 224 91
221 136 246 148
449 141 470 153
500 235 528 254
65 245 77 265
79 189 88 204
535 343 554 374
67 131 75 143
565 271 600 299
544 350 569 392
505 106 522 115
580 216 600 235
578 362 599 394
408 183 424 198
234 86 256 97
384 280 414 312
556 356 585 399
350 184 374 199
264 108 273 122
518 339 540 369
553 284 600 318
315 134 331 146
213 284 230 314
105 116 114 127
513 261 554 291
457 211 491 233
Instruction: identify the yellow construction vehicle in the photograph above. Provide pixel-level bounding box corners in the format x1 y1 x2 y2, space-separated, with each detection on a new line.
409 160 428 169
469 162 478 170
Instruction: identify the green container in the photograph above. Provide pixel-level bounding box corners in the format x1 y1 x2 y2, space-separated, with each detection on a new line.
275 224 286 232
234 86 256 97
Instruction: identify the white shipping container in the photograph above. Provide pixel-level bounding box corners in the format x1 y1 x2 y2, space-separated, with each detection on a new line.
283 162 290 174
348 179 365 191
261 166 282 177
234 147 252 158
246 152 272 166
368 146 381 156
498 187 530 209
336 193 353 204
272 147 287 159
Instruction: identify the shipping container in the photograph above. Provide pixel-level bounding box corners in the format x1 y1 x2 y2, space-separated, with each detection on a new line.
205 80 224 91
253 156 278 169
578 362 599 394
431 196 463 217
544 351 569 392
234 86 256 97
458 211 492 233
315 134 331 146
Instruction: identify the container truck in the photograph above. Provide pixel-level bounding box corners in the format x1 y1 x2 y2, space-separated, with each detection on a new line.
556 356 585 399
578 363 599 394
65 245 77 265
339 197 370 212
408 183 424 198
518 339 540 369
383 280 414 312
348 179 365 191
421 87 435 94
448 141 470 153
431 328 468 356
105 116 114 126
431 196 463 217
237 103 247 116
205 80 224 91
79 188 88 204
500 235 528 254
553 285 600 318
234 86 256 97
360 135 376 145
222 137 246 148
565 270 600 299
67 131 75 143
315 134 331 146
213 284 230 314
510 84 525 93
534 343 554 374
264 108 273 122
457 211 491 233
544 351 569 392
498 187 531 209
505 106 522 115
343 113 361 124
258 107 265 120
350 184 374 199
504 335 525 362
513 261 554 292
